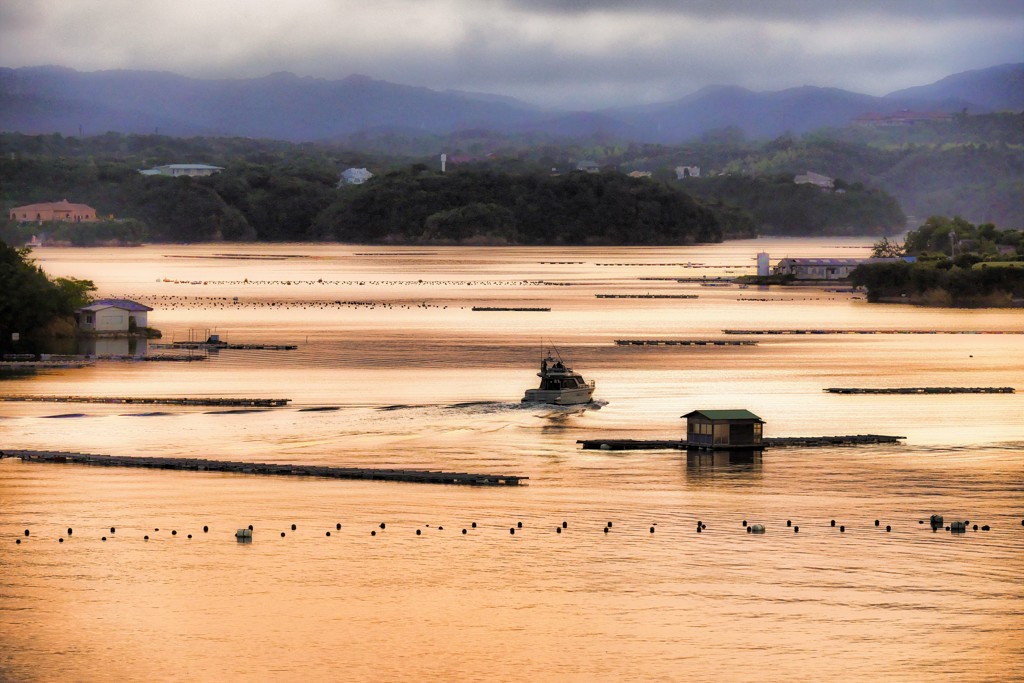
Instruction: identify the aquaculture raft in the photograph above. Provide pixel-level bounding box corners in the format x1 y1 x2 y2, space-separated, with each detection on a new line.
1 450 527 487
615 339 757 346
825 387 1014 394
577 435 906 450
1 396 291 407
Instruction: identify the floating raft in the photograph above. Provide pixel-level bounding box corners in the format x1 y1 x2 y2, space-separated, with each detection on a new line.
615 339 757 346
577 435 905 450
723 329 1024 335
596 294 699 299
152 342 298 350
825 387 1014 394
471 307 550 312
0 450 526 487
1 396 291 407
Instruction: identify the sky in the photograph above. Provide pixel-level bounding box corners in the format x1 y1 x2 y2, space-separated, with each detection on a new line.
1 0 1022 110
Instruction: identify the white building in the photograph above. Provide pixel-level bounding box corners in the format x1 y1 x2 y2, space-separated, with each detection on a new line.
794 171 834 189
76 299 153 333
339 168 374 185
576 160 599 173
675 165 700 179
139 164 224 177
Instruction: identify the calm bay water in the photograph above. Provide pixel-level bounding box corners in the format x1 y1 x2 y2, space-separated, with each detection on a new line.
2 239 1022 682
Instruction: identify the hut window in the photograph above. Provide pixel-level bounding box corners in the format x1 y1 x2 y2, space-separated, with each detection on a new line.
713 423 729 444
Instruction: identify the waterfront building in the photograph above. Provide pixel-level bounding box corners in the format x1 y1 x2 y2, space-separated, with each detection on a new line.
683 409 764 448
76 299 153 333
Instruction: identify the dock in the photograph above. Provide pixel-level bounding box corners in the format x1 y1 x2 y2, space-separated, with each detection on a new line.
577 435 905 450
825 387 1014 394
615 339 757 346
0 450 527 487
1 396 291 407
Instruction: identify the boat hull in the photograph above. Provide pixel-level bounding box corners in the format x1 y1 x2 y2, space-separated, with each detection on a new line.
521 387 594 405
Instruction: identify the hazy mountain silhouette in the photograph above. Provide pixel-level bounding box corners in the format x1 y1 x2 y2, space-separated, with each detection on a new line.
1 63 1020 143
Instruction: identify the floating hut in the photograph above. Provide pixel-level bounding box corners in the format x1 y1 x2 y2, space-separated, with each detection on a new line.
682 409 764 449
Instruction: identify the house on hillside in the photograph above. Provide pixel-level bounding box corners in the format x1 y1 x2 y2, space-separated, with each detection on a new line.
794 171 834 189
9 200 98 223
575 160 599 173
76 299 153 334
339 168 374 185
138 164 224 177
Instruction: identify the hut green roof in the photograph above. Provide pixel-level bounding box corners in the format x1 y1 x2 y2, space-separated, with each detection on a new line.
681 409 764 422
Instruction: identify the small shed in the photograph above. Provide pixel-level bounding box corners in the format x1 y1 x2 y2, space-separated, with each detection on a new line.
683 409 764 448
76 299 153 333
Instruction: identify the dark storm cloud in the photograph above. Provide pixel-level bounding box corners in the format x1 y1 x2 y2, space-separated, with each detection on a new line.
1 0 1021 109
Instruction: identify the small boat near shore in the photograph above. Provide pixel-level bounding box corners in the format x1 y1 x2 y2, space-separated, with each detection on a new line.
522 354 595 405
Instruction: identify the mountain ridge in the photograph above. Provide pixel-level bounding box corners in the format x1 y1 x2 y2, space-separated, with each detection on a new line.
1 63 1020 143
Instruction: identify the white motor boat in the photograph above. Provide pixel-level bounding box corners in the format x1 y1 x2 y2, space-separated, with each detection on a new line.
521 354 595 405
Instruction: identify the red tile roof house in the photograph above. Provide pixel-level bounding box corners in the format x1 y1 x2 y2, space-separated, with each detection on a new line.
9 199 98 223
76 299 153 334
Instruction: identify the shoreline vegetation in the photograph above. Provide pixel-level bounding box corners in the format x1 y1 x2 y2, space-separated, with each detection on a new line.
852 217 1024 307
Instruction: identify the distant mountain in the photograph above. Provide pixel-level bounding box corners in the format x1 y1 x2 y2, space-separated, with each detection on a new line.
885 63 1024 111
1 63 1020 143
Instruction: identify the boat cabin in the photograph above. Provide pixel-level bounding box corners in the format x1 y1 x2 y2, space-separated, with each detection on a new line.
682 409 764 448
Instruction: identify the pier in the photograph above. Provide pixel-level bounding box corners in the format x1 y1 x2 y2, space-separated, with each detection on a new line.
825 387 1014 394
0 450 527 487
577 435 905 450
152 342 298 350
615 339 757 346
1 396 291 407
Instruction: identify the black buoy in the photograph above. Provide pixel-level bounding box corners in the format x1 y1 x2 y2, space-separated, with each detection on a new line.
786 520 792 527
875 520 880 527
462 529 467 534
831 520 836 527
172 530 177 535
102 536 107 541
248 525 253 531
840 525 845 532
379 522 386 530
155 528 160 531
742 520 747 527
281 532 286 537
701 523 706 530
517 522 523 528
886 526 891 532
68 527 73 535
510 528 515 535
111 527 116 533
416 529 421 536
187 534 192 539
59 538 64 543
24 529 29 537
291 524 297 531
982 525 990 531
326 531 331 537
556 527 562 534
144 535 149 540
562 521 567 529
336 523 341 530
472 522 477 528
650 527 655 533
371 530 376 536
696 526 702 533
794 526 799 533
16 539 20 545
607 521 613 528
973 524 978 531
203 526 209 533
747 526 752 534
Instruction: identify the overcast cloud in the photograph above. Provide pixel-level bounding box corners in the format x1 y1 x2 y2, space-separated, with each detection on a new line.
1 0 1021 109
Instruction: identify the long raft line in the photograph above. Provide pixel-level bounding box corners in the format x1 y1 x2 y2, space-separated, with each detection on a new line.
2 396 291 407
577 435 906 450
0 450 527 487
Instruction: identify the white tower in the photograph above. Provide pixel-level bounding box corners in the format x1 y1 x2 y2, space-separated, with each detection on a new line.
441 153 447 173
757 252 770 277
